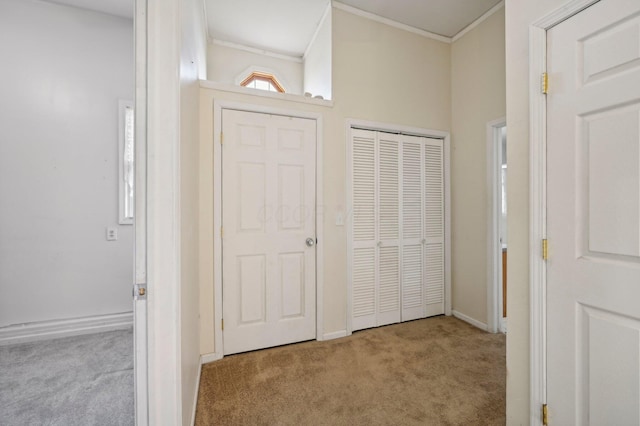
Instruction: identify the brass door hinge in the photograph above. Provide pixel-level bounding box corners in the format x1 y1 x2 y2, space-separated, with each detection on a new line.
221 319 224 331
542 404 548 425
542 239 548 260
220 132 224 145
220 226 224 238
541 72 548 94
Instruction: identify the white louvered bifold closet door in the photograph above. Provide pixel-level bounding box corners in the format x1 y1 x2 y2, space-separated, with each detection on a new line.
350 129 445 332
351 129 377 331
424 138 445 316
401 135 426 321
377 133 401 327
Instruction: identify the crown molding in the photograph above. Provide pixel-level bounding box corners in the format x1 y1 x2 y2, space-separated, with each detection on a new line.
332 1 451 44
210 39 303 63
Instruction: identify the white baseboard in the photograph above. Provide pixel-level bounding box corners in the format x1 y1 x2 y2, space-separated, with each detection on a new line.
452 310 488 332
190 361 202 426
0 312 133 346
321 330 348 341
500 317 507 334
200 352 223 364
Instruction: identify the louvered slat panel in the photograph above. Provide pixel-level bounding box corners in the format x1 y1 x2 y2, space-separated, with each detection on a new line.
353 247 375 317
378 246 400 329
378 246 399 313
353 135 375 242
378 138 399 240
425 243 444 306
403 141 422 239
402 244 423 309
425 142 444 240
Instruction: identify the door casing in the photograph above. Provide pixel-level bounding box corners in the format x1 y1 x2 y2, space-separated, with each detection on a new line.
212 101 325 357
486 117 506 335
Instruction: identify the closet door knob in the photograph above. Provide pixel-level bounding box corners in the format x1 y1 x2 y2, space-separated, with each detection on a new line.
306 238 315 247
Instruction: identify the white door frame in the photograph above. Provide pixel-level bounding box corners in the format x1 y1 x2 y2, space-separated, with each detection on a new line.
133 0 149 426
133 0 148 423
345 119 452 335
486 117 506 335
529 0 601 423
212 100 325 356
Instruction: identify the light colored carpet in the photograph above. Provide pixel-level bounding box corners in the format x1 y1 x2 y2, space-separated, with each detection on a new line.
0 329 134 426
195 316 506 425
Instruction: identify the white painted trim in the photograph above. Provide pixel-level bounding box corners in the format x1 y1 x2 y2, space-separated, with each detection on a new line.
452 310 489 332
444 134 452 317
200 352 223 364
529 24 548 426
212 101 325 358
133 0 149 423
0 312 133 346
332 2 451 44
200 80 333 107
321 330 348 341
345 119 452 334
345 123 354 336
146 0 182 422
451 1 505 42
486 117 506 334
211 38 303 63
303 2 332 61
529 1 600 424
212 101 223 360
189 363 202 426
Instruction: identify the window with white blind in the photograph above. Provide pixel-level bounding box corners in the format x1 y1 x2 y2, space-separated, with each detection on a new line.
348 128 447 332
118 100 134 225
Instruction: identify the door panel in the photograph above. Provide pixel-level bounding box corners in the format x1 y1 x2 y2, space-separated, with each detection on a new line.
351 129 378 330
546 0 640 423
377 134 401 326
401 137 425 321
424 139 445 316
222 109 316 355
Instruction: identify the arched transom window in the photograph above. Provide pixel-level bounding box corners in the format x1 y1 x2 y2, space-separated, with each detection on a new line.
240 71 285 93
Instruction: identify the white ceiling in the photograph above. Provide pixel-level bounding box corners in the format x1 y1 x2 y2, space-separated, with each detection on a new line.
206 0 503 58
337 0 502 38
43 0 503 56
206 0 331 58
43 0 133 19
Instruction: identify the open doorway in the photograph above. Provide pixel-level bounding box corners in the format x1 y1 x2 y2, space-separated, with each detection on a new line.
0 0 145 423
487 118 507 334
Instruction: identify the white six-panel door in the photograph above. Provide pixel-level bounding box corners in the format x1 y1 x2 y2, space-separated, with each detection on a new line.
350 129 445 332
222 109 317 355
546 0 640 423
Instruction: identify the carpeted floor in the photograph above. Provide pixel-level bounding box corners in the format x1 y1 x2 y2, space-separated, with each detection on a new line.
195 316 506 426
0 329 134 426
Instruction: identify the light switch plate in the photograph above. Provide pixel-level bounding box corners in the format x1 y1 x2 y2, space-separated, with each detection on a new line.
106 227 118 241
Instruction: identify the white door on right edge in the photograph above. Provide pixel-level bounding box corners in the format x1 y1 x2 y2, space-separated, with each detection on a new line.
546 0 640 424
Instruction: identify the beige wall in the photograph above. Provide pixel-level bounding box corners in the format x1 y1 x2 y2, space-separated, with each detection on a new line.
450 8 506 326
207 43 304 94
180 0 207 422
199 6 451 354
505 0 568 423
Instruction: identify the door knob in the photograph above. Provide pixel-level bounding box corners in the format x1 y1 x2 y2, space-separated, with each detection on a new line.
306 238 315 247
